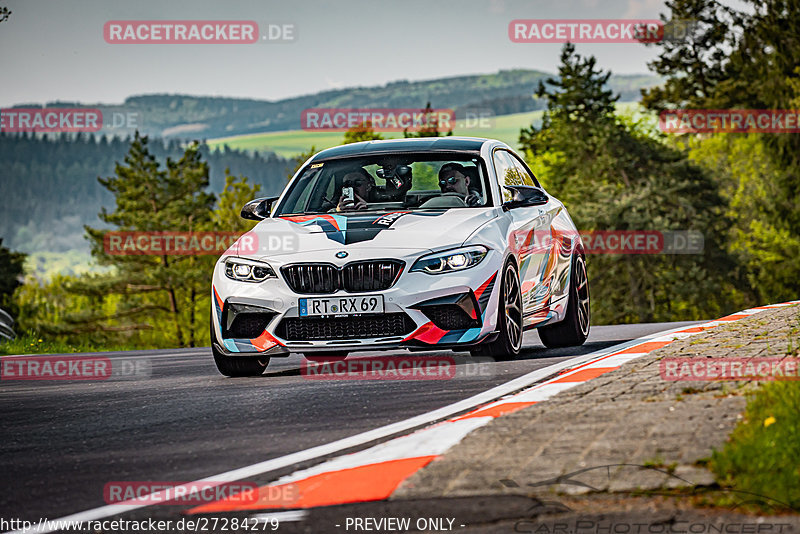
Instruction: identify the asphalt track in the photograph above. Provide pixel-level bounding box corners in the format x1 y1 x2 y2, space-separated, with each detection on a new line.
0 322 700 527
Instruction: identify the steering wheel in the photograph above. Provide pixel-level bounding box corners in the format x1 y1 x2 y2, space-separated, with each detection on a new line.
419 192 467 208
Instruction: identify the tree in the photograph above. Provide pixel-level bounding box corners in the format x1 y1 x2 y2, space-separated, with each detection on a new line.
211 170 261 232
640 0 744 112
76 132 216 347
0 239 25 317
643 0 800 304
403 102 453 138
520 44 739 324
343 120 384 144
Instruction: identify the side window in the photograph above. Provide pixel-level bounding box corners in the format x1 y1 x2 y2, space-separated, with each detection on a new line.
492 150 522 202
510 154 538 187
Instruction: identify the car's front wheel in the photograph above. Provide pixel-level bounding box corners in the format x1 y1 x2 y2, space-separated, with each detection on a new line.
210 323 270 377
470 260 523 361
538 254 590 348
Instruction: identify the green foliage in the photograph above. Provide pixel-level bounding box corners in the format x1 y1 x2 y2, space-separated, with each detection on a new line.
535 43 618 127
643 0 800 305
0 331 135 356
9 134 264 349
403 102 453 138
0 132 291 256
710 379 800 511
520 44 740 324
72 134 216 347
0 238 25 315
211 170 261 232
343 121 384 144
13 165 261 349
641 0 742 111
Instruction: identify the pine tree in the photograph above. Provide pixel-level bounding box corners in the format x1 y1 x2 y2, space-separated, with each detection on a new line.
519 44 738 323
76 133 217 347
0 238 25 318
403 102 453 138
643 0 800 303
343 120 384 144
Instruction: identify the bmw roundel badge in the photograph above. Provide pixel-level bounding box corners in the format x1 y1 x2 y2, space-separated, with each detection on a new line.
336 251 348 258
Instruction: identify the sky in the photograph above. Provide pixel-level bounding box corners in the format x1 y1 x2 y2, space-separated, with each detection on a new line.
0 0 671 107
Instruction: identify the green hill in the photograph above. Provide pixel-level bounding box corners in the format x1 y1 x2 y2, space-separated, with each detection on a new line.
8 70 659 141
207 103 648 158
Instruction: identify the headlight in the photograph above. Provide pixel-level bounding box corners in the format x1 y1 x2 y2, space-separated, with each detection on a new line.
410 246 488 274
224 257 276 283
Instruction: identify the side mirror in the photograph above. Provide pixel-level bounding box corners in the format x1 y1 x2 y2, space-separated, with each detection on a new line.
240 196 279 221
502 185 548 210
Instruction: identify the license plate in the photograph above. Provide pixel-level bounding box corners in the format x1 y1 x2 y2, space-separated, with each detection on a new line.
299 295 384 317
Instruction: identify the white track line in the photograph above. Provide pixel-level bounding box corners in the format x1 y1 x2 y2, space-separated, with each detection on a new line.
8 307 795 534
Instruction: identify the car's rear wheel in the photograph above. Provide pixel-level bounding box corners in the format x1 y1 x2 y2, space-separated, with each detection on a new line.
538 254 590 348
304 352 348 362
470 260 523 361
210 322 270 377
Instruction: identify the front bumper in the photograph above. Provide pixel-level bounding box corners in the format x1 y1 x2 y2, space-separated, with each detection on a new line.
211 249 502 355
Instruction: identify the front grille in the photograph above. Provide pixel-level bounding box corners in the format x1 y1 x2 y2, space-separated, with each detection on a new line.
277 313 415 341
281 264 338 294
281 260 404 294
343 261 404 292
226 313 275 338
422 305 478 330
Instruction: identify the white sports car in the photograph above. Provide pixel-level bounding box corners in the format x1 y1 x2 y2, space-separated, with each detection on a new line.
211 137 590 376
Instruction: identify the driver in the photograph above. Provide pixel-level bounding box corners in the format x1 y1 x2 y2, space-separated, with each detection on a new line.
335 168 376 211
438 163 482 207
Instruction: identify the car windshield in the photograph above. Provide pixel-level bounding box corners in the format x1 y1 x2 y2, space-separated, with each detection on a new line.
274 153 491 216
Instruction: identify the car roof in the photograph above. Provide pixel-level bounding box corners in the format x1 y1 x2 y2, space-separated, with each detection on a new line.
310 137 496 161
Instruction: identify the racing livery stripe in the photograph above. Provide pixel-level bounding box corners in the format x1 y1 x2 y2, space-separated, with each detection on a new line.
475 271 497 313
187 300 799 514
402 322 448 344
212 286 224 343
213 285 282 353
404 273 497 346
280 211 444 245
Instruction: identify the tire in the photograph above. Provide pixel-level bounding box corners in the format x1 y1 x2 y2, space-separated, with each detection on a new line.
210 322 269 377
471 260 523 361
304 352 348 362
538 254 590 348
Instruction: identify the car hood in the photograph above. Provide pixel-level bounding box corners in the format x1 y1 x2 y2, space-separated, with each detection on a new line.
228 208 498 259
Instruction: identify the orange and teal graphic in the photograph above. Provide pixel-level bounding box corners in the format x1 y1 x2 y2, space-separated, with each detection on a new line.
281 211 442 245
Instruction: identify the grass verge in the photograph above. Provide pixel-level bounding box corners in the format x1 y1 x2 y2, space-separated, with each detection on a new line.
709 379 800 512
0 333 135 356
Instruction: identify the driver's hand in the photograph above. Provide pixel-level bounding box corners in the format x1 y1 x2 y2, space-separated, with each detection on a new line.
336 193 367 211
465 191 481 207
337 193 354 211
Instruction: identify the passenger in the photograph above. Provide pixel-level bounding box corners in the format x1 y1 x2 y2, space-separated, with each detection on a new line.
438 163 482 207
335 169 376 211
